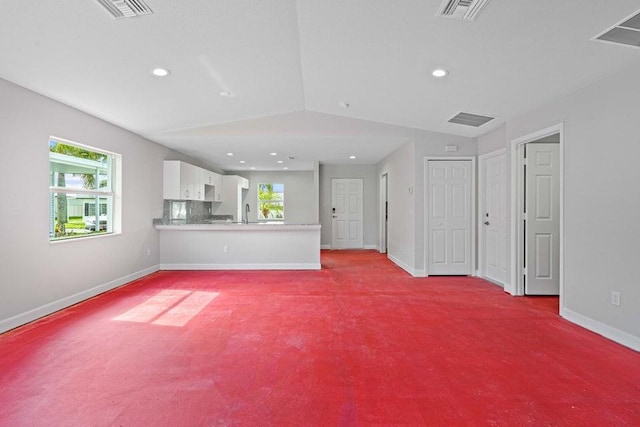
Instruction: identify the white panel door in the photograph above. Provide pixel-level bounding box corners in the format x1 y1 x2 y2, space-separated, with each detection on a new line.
332 178 363 249
525 143 560 295
483 152 507 284
427 161 472 275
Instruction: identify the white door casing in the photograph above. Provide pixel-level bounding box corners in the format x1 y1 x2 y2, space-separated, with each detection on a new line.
509 122 564 301
426 159 474 275
331 178 363 249
479 149 508 285
380 174 388 254
524 143 560 295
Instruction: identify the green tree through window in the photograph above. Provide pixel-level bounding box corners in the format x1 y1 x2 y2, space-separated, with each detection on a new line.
49 138 116 240
258 183 284 220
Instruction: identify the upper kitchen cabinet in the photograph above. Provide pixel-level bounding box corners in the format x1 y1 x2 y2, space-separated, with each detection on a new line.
164 160 223 202
163 161 204 201
203 169 223 202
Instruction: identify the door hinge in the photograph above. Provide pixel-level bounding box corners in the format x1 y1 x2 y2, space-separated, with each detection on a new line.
523 158 528 166
522 212 528 220
523 267 527 276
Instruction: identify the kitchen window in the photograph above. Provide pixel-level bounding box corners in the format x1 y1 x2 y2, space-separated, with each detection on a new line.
257 183 284 221
49 137 120 240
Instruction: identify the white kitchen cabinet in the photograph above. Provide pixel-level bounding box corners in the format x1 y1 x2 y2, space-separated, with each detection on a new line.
163 161 204 200
164 161 228 202
164 161 190 200
203 170 224 202
212 172 223 201
195 166 206 201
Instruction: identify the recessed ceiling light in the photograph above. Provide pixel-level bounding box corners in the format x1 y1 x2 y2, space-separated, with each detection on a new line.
432 69 449 78
226 152 234 156
270 152 277 156
219 90 232 97
283 167 289 170
239 160 246 164
277 160 283 164
349 155 356 159
339 102 350 109
250 167 256 170
151 68 170 77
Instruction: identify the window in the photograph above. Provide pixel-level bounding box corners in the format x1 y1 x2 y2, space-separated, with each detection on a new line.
257 183 284 221
49 137 120 240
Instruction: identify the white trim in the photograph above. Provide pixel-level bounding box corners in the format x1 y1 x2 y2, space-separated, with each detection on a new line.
0 265 160 334
160 263 320 270
387 254 419 276
379 173 388 254
561 307 640 352
509 123 564 305
364 244 379 250
320 244 332 250
477 148 507 284
423 156 476 277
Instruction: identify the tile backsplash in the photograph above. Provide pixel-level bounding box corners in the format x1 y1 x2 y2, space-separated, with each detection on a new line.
162 200 234 222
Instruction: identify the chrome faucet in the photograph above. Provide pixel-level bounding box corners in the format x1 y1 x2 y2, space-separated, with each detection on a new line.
243 203 250 224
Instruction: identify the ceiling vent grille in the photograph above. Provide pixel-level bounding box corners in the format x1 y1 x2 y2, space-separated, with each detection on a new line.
448 112 494 127
94 0 153 19
594 9 640 49
437 0 491 21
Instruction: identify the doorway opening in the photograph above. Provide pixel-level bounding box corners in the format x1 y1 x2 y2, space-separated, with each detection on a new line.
509 124 564 304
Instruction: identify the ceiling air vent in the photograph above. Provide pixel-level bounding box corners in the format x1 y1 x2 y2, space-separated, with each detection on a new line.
448 112 494 127
594 9 640 48
94 0 153 19
437 0 491 21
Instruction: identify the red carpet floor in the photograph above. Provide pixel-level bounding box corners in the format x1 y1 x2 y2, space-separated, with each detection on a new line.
1 250 639 426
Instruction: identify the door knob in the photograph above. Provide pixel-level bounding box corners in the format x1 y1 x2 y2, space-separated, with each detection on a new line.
484 221 490 225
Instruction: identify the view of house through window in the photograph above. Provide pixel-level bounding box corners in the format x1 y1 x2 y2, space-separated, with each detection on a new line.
258 183 284 221
49 137 118 240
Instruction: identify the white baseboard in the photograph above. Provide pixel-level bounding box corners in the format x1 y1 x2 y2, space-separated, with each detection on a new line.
387 254 417 276
0 265 160 334
160 263 321 270
320 245 379 250
561 307 640 352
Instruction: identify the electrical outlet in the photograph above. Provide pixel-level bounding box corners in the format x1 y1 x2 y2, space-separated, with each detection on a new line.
147 248 151 257
223 245 229 253
611 291 621 307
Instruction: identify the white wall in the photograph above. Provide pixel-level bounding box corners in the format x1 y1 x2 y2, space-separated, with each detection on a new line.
319 164 379 248
377 142 416 271
477 125 506 156
229 170 316 224
478 59 640 348
0 78 195 332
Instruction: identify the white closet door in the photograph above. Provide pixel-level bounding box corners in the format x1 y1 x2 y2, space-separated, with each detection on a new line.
525 143 560 295
428 160 472 275
484 152 508 284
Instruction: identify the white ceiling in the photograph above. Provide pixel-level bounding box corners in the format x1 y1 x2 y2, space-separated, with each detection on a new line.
1 0 639 171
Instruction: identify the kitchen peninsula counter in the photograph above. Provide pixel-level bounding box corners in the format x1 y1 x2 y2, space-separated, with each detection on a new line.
155 222 321 270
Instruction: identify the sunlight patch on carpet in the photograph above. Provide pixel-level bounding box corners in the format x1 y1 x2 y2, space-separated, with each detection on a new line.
113 289 219 327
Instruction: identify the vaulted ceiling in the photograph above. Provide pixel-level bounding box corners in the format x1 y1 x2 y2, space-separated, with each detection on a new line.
1 0 639 170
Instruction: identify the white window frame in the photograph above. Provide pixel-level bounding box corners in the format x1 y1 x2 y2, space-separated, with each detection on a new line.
49 136 122 241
